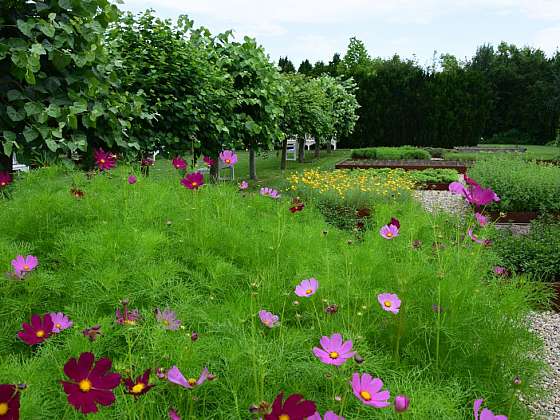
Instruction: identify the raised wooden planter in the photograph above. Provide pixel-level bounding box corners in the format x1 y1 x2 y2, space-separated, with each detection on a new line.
552 282 560 312
453 146 527 153
415 182 451 191
335 159 469 174
485 211 560 223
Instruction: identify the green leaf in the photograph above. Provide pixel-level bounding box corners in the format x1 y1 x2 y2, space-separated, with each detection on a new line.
2 131 16 142
68 114 78 130
16 19 35 38
25 69 36 85
7 90 25 102
23 126 39 142
3 141 13 157
46 104 61 118
52 51 71 70
24 102 43 117
30 43 46 56
6 106 25 122
45 138 58 152
36 125 49 139
58 0 72 10
38 21 55 38
69 101 88 115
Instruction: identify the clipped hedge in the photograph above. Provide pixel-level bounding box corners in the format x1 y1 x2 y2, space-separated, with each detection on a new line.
351 146 431 160
468 157 560 213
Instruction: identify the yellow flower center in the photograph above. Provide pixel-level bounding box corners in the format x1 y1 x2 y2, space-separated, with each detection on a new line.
360 390 372 401
163 319 169 326
386 232 393 237
329 351 339 359
0 402 8 415
131 383 145 394
384 301 392 308
23 264 30 271
99 159 105 164
79 379 92 392
305 289 313 295
225 159 231 164
36 330 45 338
188 378 197 386
55 323 62 329
191 182 198 187
279 415 290 420
124 319 136 325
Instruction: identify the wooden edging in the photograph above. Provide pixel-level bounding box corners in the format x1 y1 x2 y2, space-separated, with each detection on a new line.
335 159 469 174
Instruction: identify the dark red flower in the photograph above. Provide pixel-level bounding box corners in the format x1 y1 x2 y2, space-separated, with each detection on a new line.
290 204 305 213
0 384 20 419
141 158 154 167
0 172 12 188
265 393 316 420
82 325 101 341
355 221 365 230
356 207 371 218
17 314 53 346
61 352 121 414
70 187 85 199
124 369 154 398
94 149 116 171
389 217 400 229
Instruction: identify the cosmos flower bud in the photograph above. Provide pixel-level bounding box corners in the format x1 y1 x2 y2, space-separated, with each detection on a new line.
394 395 410 412
191 332 199 342
354 354 365 364
513 376 522 387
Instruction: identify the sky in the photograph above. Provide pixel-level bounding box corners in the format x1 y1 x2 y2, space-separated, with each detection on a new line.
119 0 560 67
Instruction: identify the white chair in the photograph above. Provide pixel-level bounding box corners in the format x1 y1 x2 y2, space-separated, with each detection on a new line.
304 136 316 150
330 138 337 150
286 139 297 161
13 154 29 172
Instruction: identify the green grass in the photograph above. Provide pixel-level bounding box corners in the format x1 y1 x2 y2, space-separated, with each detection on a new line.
443 144 560 161
0 165 549 419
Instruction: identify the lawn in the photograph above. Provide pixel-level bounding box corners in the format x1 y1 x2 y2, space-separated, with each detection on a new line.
443 144 560 161
0 162 547 419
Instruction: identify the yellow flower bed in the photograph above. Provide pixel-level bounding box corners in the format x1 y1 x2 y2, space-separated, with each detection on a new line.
289 169 416 198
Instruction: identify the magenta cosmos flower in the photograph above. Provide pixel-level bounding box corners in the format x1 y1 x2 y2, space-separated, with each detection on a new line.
124 369 154 398
295 278 318 297
307 411 345 420
94 149 116 171
260 187 280 199
116 300 140 326
467 229 492 246
0 172 12 188
128 175 137 185
380 218 400 239
239 180 249 190
155 308 181 330
203 156 215 167
493 266 509 277
0 384 20 419
265 393 317 420
394 395 410 413
448 179 500 207
11 255 38 279
351 373 390 408
167 366 209 389
313 333 355 366
181 172 204 190
172 157 187 170
219 150 238 167
473 399 507 420
377 293 401 314
18 314 53 346
49 312 73 333
259 310 279 328
475 212 488 226
82 325 101 341
169 409 181 420
61 352 121 414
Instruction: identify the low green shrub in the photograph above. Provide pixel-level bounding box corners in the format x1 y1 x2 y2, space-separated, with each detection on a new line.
351 146 431 160
408 168 459 184
492 217 560 281
468 157 560 213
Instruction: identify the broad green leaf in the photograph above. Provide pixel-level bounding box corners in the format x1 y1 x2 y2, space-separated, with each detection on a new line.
2 131 16 142
16 19 34 38
69 102 88 114
58 0 72 10
52 51 71 70
68 114 78 130
45 139 58 152
30 43 46 56
38 21 55 38
6 106 25 122
46 104 61 118
7 90 25 102
25 69 36 85
3 141 13 157
24 102 43 116
23 126 39 142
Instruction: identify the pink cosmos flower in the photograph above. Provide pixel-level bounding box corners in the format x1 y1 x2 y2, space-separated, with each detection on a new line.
258 310 279 328
219 150 238 167
116 300 140 326
306 411 344 420
394 395 410 413
295 278 318 297
239 181 249 190
265 393 317 420
449 179 500 207
467 229 492 246
377 293 401 314
128 175 137 185
11 255 38 278
475 212 488 226
169 409 181 420
473 399 507 420
0 384 20 419
49 312 73 333
350 373 390 408
312 333 355 366
155 308 181 330
380 224 399 239
260 187 281 199
18 314 53 345
203 156 215 167
167 366 209 389
172 157 187 170
181 172 204 190
0 172 12 188
94 149 116 171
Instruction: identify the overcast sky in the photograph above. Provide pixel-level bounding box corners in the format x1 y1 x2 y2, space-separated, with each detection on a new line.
119 0 560 67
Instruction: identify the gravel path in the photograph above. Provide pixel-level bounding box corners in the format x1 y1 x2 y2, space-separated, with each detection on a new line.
526 312 560 419
413 190 560 419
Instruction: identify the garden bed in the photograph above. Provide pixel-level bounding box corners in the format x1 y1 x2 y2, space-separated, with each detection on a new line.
415 182 451 191
485 211 541 223
335 159 469 174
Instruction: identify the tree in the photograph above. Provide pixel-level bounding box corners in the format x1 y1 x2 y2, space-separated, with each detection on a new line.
298 59 313 75
278 56 295 73
0 0 149 171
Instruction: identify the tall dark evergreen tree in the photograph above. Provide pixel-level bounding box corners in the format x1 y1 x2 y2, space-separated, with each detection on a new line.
298 59 313 75
278 56 296 73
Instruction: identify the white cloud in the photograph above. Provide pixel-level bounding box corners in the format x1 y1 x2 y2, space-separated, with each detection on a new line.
534 26 560 54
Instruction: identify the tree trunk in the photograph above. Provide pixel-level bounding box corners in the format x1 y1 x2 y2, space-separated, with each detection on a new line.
280 140 287 170
327 138 332 154
210 157 219 183
249 145 257 180
298 138 305 163
0 153 13 173
314 142 320 158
